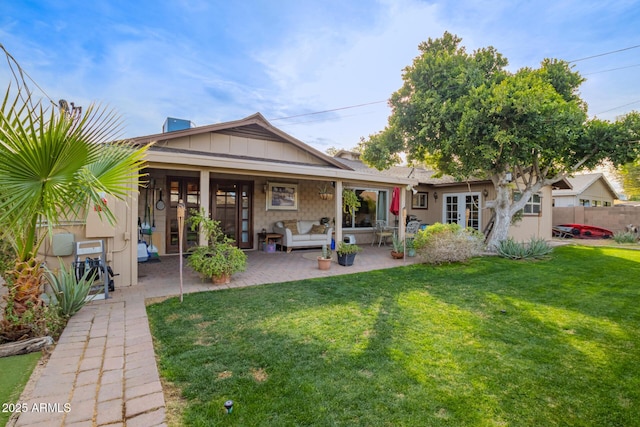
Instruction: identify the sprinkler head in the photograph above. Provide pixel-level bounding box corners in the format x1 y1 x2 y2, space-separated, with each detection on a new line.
224 400 234 414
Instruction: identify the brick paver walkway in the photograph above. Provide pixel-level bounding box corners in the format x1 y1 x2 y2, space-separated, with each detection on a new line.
10 246 418 426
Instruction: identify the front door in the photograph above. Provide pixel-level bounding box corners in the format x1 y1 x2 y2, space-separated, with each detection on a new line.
166 177 200 253
210 180 253 249
443 193 480 230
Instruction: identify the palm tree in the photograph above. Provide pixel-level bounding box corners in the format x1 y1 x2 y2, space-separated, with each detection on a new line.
0 86 148 340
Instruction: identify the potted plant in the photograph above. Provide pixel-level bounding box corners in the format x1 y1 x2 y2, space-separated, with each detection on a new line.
318 183 334 200
391 232 404 259
187 209 247 284
336 242 362 266
317 244 332 270
342 188 361 227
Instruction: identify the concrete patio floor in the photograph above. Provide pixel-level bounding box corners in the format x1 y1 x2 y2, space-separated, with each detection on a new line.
11 245 418 426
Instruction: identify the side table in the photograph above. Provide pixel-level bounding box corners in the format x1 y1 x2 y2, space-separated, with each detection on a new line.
257 232 284 252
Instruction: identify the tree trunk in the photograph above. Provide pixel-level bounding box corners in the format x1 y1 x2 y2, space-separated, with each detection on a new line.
0 336 52 357
486 183 513 251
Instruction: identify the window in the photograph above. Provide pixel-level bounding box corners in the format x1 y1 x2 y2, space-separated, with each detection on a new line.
580 199 590 207
412 192 428 209
343 188 389 228
604 201 612 207
514 192 542 214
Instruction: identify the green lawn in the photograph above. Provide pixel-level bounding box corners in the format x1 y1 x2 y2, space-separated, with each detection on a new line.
0 352 41 427
148 246 640 426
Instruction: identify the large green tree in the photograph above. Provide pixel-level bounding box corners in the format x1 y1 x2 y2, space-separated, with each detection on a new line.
617 160 640 201
361 32 640 249
0 86 148 340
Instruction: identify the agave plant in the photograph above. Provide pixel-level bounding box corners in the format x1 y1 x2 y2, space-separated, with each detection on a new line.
0 85 148 340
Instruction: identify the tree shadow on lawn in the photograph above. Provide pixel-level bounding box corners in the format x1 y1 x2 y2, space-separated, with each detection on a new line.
148 246 640 426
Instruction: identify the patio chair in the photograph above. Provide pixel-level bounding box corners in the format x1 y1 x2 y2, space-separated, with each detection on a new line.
372 220 393 246
405 220 421 239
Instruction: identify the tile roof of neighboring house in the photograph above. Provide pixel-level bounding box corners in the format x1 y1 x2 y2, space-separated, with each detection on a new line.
553 172 618 198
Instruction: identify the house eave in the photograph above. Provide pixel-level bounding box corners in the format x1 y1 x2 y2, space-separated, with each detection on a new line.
146 149 415 186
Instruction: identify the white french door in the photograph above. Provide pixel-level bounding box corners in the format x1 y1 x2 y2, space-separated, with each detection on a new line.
443 193 481 230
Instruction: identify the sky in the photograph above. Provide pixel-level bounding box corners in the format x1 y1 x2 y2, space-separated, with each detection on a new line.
1 0 639 155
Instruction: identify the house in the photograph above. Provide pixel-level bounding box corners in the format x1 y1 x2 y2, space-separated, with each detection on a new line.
552 173 618 208
39 113 563 288
332 150 565 243
53 113 414 286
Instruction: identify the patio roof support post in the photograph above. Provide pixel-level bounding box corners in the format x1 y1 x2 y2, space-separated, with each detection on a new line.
399 189 406 242
335 180 343 245
199 170 210 246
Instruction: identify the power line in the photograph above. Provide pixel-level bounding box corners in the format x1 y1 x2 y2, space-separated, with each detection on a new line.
268 100 387 121
595 99 640 115
583 63 640 76
568 44 640 63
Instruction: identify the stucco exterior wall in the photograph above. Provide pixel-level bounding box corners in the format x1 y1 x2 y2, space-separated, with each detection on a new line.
36 192 137 289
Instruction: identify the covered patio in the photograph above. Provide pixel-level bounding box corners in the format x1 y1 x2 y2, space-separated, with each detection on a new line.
138 245 422 300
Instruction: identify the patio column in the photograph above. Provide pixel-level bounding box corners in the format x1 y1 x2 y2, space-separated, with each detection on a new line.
199 170 210 246
399 187 406 241
335 180 343 245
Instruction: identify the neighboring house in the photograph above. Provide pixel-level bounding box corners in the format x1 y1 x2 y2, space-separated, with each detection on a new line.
38 114 566 288
552 173 618 207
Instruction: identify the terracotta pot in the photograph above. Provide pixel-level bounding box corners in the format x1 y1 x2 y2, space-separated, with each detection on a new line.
212 274 231 285
317 257 332 270
390 251 404 259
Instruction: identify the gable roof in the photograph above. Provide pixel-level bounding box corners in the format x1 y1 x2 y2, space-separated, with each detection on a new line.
133 112 351 171
553 172 618 198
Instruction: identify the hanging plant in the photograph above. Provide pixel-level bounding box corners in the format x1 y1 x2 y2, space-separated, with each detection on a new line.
342 188 361 214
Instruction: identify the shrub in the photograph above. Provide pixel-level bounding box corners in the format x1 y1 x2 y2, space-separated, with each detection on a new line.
613 231 638 244
44 262 96 318
413 222 484 264
497 237 554 260
1 293 66 342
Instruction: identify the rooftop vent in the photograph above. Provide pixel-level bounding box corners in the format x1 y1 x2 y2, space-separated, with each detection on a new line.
163 117 193 133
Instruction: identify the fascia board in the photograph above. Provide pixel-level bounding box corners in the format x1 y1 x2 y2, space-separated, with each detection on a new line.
146 151 416 186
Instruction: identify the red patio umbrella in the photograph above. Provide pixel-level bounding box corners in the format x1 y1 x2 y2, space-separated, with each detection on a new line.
390 187 400 216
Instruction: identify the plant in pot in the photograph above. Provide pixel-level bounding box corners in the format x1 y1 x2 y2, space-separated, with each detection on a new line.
342 188 361 227
391 232 404 259
317 244 332 270
318 183 334 200
336 242 362 266
187 209 247 284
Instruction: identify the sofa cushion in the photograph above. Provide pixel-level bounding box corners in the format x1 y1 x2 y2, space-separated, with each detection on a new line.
282 219 299 235
297 220 318 234
309 224 327 234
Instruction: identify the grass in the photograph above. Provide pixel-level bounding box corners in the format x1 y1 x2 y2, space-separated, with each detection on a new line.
148 246 640 426
0 352 41 427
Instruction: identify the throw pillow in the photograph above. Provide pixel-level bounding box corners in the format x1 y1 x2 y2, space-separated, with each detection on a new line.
309 224 326 234
282 220 299 235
